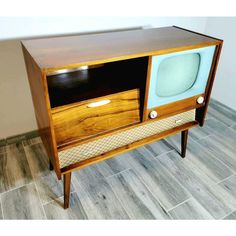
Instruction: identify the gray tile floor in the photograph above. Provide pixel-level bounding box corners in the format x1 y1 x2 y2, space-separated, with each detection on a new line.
0 99 236 219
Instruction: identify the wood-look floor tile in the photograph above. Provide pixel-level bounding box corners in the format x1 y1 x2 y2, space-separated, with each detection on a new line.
156 151 236 219
188 124 212 141
0 145 6 154
0 143 33 193
44 192 87 219
198 135 236 172
166 134 234 183
208 100 236 127
22 137 42 147
73 167 129 219
107 169 170 219
0 198 3 219
35 172 64 205
24 143 75 204
218 175 236 198
124 147 191 211
23 142 49 178
93 154 131 178
224 210 236 220
231 124 236 132
144 139 174 157
1 183 45 219
0 139 6 148
168 198 213 220
204 119 236 150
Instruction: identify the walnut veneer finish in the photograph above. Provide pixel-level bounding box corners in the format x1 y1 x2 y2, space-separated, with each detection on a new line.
22 26 223 208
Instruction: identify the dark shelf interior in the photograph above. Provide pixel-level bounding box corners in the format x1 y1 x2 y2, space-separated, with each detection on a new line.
47 57 148 108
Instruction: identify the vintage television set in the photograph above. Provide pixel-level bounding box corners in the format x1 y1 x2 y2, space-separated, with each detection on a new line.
22 26 223 208
147 46 215 113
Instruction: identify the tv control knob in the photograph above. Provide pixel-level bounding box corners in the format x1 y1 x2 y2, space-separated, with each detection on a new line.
149 110 158 119
197 96 204 104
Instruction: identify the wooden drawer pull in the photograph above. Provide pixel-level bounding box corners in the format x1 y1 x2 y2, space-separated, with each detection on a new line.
87 99 111 108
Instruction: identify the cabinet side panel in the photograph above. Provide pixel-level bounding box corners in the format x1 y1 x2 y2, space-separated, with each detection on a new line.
196 42 223 126
21 44 61 179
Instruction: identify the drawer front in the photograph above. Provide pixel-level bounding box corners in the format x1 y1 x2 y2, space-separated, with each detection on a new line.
52 89 140 146
144 94 204 121
58 109 196 168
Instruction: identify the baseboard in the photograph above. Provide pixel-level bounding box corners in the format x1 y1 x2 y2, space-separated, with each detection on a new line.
0 130 39 146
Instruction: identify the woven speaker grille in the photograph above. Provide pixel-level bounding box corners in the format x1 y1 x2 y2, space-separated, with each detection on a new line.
59 109 195 168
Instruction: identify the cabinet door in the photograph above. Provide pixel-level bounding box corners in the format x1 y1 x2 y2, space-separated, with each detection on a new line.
52 89 140 147
144 46 216 120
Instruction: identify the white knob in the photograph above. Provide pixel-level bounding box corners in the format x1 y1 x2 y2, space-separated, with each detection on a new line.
149 110 158 119
197 96 204 104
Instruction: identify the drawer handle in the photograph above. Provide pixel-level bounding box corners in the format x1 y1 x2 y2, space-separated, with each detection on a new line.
175 119 183 124
87 99 111 108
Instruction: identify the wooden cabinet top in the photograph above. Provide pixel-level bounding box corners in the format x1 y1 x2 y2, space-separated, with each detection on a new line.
21 26 221 73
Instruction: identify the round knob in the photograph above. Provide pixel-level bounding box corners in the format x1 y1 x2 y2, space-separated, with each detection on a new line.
149 110 158 119
197 96 204 104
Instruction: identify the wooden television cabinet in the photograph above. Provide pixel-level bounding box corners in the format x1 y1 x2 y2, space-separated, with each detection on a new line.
21 26 223 209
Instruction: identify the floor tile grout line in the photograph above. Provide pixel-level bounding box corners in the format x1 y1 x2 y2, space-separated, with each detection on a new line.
71 174 119 219
105 175 133 219
33 182 47 219
190 134 212 142
215 173 236 185
130 168 178 218
142 148 197 210
42 190 77 207
105 167 173 219
187 136 236 179
229 126 236 133
152 153 228 220
104 168 132 179
105 165 170 218
22 142 49 219
209 103 236 118
0 141 36 196
153 149 177 159
166 197 192 212
126 162 188 215
0 194 4 219
221 208 236 220
0 182 35 196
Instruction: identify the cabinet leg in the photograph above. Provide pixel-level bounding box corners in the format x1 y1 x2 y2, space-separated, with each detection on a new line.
49 160 53 170
63 172 72 209
181 130 188 158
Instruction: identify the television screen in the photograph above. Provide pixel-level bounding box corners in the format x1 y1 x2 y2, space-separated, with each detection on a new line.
147 45 216 109
156 53 200 97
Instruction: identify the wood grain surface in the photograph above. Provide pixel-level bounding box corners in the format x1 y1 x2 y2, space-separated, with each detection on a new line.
21 26 221 72
52 89 140 146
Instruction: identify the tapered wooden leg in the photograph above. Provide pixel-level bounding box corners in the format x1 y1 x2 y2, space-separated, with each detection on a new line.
49 160 53 170
64 172 72 209
181 130 188 158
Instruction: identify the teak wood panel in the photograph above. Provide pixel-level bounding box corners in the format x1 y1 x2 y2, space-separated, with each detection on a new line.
21 26 222 72
144 94 205 121
196 43 223 126
61 121 198 174
21 45 61 179
52 89 140 146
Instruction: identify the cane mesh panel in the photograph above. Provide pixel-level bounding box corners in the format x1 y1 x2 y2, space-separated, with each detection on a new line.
59 110 195 168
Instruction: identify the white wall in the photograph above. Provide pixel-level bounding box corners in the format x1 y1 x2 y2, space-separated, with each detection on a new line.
204 17 236 110
0 17 207 40
0 17 208 139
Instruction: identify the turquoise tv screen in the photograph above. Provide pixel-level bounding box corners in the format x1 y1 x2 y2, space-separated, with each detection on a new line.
156 53 200 97
147 46 216 108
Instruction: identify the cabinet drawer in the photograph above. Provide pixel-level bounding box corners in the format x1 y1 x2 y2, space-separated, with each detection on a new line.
52 89 140 146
